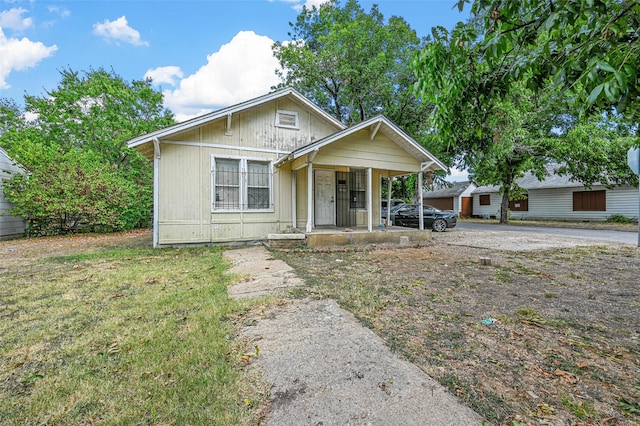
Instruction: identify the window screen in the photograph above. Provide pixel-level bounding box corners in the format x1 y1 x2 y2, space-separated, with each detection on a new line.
214 158 240 210
247 161 270 209
213 157 272 211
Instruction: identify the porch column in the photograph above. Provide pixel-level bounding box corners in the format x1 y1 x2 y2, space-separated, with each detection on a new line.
306 163 313 232
153 138 160 248
386 176 392 226
291 170 297 229
418 171 424 230
367 167 373 232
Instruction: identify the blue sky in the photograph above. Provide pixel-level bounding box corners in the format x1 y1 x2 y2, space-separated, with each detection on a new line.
1 0 469 121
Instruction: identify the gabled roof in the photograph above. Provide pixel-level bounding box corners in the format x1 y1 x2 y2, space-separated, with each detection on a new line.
472 164 590 194
423 181 476 198
126 87 346 150
275 115 446 171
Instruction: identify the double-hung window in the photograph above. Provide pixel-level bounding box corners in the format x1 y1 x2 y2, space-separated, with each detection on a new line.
212 157 272 211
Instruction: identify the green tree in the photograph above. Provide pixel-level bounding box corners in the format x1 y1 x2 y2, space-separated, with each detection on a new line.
273 0 428 130
0 68 175 235
412 2 639 223
274 0 438 201
415 0 639 126
458 0 640 118
556 113 639 187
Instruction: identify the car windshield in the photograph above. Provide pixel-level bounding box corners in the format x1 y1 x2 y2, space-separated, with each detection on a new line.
390 203 409 213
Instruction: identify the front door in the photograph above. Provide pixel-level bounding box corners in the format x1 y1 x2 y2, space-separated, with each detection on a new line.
314 170 335 226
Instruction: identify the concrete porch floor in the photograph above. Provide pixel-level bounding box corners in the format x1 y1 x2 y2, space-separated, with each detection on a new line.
268 226 433 248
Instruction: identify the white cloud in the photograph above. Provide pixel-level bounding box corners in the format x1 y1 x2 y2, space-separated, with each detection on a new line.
0 7 33 31
92 16 149 47
48 6 71 19
447 167 470 182
161 31 282 122
0 28 57 89
144 66 184 86
292 0 329 12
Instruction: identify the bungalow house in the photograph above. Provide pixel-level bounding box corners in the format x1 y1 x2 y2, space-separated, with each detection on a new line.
422 181 477 217
0 147 26 240
472 166 639 221
126 88 446 247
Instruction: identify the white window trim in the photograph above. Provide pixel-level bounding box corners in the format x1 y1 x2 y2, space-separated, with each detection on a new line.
275 109 300 129
211 155 274 213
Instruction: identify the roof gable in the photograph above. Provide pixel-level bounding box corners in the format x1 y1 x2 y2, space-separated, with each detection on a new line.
127 87 345 150
276 115 446 173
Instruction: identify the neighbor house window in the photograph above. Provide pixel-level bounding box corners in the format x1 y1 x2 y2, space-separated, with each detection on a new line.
509 195 529 211
212 157 272 211
275 110 299 129
479 194 491 205
573 190 606 211
350 169 366 209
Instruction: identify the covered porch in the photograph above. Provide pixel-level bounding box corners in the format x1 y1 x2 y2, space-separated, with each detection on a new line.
274 115 446 236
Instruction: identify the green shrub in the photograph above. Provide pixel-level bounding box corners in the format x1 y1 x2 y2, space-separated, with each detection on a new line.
606 214 632 224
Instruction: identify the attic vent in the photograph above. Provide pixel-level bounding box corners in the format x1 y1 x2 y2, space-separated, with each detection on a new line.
275 110 299 129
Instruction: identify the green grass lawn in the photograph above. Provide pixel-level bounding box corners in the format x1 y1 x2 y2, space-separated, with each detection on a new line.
0 236 266 425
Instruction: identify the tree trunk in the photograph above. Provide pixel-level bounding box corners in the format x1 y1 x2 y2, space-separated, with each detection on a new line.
500 188 510 224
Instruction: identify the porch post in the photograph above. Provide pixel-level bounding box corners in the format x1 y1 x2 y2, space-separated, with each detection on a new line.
291 170 297 229
152 138 160 248
306 163 313 232
386 176 392 226
418 171 424 230
367 167 373 232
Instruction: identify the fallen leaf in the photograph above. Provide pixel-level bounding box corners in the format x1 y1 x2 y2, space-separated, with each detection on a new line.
555 369 578 384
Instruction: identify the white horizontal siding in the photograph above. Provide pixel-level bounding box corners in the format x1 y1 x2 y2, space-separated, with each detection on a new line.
472 193 502 218
0 148 26 238
525 185 638 221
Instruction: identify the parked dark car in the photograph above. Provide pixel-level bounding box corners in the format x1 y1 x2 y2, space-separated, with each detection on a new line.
393 204 457 232
388 203 413 225
381 199 406 219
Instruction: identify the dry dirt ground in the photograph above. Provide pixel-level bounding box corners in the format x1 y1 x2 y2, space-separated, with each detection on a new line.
273 229 640 425
2 228 639 425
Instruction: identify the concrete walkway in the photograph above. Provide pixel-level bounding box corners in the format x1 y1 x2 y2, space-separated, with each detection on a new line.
225 245 485 425
225 245 305 299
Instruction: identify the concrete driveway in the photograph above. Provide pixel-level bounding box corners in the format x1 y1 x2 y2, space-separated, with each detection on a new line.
456 222 638 246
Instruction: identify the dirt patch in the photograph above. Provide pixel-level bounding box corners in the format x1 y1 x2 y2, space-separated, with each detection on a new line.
0 230 151 264
274 232 640 425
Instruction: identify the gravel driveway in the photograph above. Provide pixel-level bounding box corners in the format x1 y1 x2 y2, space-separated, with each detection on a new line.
431 226 634 251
